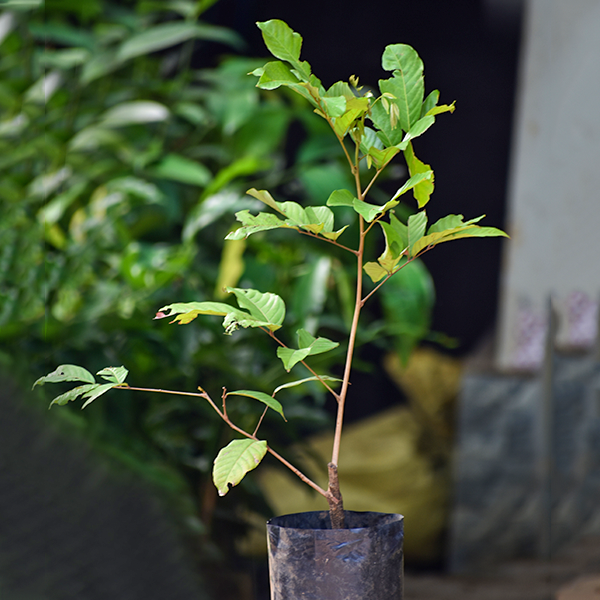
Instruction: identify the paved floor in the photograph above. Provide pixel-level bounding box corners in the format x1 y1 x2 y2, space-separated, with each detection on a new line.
405 535 600 600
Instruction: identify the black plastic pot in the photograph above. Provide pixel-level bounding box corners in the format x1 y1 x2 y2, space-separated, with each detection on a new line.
267 510 404 600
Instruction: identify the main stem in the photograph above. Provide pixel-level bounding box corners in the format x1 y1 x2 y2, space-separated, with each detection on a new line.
326 142 367 528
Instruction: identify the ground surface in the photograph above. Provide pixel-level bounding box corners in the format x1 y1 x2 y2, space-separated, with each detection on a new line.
404 535 600 600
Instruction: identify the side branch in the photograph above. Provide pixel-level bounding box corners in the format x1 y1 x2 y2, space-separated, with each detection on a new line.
119 384 328 499
297 229 358 255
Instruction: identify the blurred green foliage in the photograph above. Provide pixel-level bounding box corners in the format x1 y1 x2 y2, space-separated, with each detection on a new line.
0 0 436 577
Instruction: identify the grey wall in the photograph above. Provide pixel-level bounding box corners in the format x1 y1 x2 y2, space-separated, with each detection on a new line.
497 0 600 370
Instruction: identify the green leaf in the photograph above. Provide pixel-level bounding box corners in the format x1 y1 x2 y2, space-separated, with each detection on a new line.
304 206 334 233
330 97 370 138
227 390 285 419
427 214 484 233
99 101 169 127
403 142 434 208
272 376 341 396
33 365 96 388
277 328 339 371
387 213 409 249
152 154 211 187
253 60 299 90
408 211 428 256
39 48 90 70
351 197 399 223
244 189 342 238
81 50 122 84
380 44 424 132
321 95 347 118
81 383 117 409
367 145 400 170
421 90 440 118
326 189 355 207
226 211 291 240
390 170 433 203
363 261 388 283
49 384 98 407
2 0 42 9
377 219 407 274
117 22 242 62
68 126 122 151
203 157 269 201
402 115 435 143
226 287 285 330
155 301 244 324
370 97 403 147
381 259 434 364
411 217 508 256
425 102 456 118
213 439 267 496
97 366 128 384
256 20 311 81
156 289 285 333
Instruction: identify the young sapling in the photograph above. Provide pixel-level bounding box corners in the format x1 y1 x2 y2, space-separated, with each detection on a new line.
34 19 507 529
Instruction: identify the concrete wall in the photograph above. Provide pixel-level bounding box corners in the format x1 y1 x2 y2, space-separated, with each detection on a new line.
497 0 600 371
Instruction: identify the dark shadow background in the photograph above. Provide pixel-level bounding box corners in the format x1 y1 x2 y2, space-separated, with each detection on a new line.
205 0 523 356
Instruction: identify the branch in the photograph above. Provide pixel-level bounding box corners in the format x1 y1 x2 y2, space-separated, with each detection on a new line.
119 384 328 498
296 228 358 255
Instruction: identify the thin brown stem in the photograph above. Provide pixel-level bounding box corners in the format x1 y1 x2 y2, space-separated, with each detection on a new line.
297 229 358 255
118 384 328 499
266 446 328 497
362 166 385 198
253 406 268 437
330 215 365 467
221 388 228 419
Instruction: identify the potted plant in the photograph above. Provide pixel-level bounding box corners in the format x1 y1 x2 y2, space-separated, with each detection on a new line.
35 19 507 599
